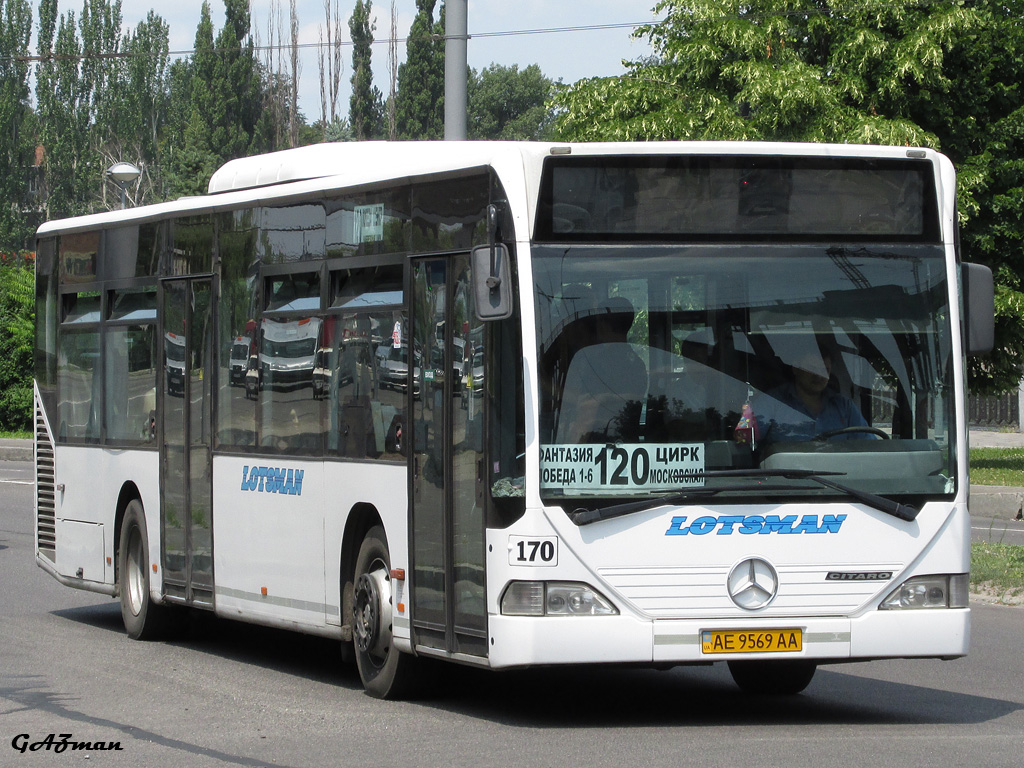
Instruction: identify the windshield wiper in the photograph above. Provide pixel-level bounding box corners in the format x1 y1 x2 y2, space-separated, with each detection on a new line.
570 488 721 526
795 473 919 521
704 469 920 522
568 468 919 526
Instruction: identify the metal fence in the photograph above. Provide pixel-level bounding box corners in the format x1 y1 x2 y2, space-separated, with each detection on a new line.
969 391 1020 429
870 387 1021 431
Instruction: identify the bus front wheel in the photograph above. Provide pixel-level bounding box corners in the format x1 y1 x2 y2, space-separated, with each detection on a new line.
727 660 817 695
118 500 171 640
352 525 415 699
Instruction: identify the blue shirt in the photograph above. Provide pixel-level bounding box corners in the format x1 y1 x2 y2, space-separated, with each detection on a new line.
754 382 871 444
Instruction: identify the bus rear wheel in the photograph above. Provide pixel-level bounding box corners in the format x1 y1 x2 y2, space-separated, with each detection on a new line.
352 525 416 699
727 660 817 695
118 500 171 640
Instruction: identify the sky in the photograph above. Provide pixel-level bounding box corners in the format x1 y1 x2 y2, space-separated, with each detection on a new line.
34 1 658 124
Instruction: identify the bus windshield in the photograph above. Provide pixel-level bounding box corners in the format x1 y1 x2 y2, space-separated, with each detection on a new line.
533 243 955 507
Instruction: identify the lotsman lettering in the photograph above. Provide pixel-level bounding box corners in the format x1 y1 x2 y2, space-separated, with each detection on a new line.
665 514 847 537
739 515 764 534
240 465 305 496
819 514 846 533
687 516 717 535
715 515 744 534
665 516 689 535
759 515 797 534
792 514 825 534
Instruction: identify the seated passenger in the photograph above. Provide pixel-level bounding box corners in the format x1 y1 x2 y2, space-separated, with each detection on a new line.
555 297 648 443
754 347 874 444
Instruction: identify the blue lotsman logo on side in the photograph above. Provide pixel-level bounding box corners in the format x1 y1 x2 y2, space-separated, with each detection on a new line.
241 465 305 496
665 514 846 536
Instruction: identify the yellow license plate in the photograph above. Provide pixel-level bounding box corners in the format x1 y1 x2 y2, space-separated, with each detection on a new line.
701 628 802 655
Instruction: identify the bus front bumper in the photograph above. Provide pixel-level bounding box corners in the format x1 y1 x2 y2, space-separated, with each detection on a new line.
485 607 969 669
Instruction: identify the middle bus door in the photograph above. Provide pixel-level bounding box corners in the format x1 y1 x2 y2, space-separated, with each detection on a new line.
410 255 488 659
160 277 215 607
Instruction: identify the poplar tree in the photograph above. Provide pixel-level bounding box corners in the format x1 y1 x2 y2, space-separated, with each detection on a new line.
164 2 218 198
211 0 264 159
166 0 265 198
35 1 91 218
349 0 383 140
395 0 443 139
0 0 35 249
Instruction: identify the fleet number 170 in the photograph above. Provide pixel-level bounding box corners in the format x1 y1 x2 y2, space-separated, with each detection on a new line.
508 536 558 566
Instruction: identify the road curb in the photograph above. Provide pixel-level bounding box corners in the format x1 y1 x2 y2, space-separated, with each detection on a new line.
971 485 1024 520
0 439 31 463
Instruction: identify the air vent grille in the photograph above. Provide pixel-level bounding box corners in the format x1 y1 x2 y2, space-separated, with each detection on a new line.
35 392 56 561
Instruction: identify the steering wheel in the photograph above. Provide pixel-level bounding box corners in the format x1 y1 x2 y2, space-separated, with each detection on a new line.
814 426 890 441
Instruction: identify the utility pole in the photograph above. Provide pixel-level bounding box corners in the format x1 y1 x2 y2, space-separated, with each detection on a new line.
444 0 468 140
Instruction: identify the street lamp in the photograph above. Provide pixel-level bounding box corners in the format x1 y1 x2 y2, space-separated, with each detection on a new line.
106 162 141 209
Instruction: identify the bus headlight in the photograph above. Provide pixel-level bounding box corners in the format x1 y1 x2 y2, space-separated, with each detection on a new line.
879 574 969 610
501 581 618 616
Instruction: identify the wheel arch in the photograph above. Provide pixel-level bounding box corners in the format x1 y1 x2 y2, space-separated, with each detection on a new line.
113 481 144 591
340 503 386 636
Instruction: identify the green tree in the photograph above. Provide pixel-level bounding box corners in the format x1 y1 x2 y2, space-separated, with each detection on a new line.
163 2 218 198
0 0 35 250
553 0 1024 393
109 10 169 195
0 258 33 432
36 0 91 218
395 0 443 139
164 0 265 198
468 63 554 140
212 0 264 157
35 0 171 214
349 0 383 140
553 0 964 144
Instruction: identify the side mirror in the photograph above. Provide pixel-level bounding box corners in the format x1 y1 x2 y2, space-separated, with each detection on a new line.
472 242 513 321
963 262 994 356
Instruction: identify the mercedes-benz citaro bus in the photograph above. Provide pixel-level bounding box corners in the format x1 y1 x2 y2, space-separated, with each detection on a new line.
33 141 994 698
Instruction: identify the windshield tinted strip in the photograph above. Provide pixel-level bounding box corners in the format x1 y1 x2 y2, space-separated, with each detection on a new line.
535 155 940 244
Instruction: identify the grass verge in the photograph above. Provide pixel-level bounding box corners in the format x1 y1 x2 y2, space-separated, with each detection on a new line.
971 541 1024 603
969 447 1024 486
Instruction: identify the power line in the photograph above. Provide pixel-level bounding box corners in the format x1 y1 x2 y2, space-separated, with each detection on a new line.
10 1 967 65
14 20 659 63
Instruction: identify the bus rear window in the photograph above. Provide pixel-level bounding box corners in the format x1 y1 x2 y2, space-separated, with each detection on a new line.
535 155 939 243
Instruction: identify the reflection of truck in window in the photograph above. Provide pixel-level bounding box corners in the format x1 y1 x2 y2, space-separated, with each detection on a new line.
164 332 186 395
258 317 321 390
377 344 420 395
229 335 251 385
312 345 331 400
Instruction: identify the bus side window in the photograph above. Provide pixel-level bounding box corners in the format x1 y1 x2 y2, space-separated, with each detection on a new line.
327 309 407 462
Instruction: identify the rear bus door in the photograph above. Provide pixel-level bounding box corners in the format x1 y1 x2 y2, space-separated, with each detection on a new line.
160 276 214 607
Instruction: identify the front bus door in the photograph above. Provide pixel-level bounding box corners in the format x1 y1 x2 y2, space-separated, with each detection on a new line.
410 254 488 659
160 277 214 607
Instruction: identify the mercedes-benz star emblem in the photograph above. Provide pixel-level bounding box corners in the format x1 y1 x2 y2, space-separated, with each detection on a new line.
727 557 779 610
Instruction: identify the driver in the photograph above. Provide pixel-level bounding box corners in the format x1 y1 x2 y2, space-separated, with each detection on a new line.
754 346 876 444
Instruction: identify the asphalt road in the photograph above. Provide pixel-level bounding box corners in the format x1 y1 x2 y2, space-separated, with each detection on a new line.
2 459 1023 768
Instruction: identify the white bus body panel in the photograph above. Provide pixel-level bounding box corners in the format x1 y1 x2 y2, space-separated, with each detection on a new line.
212 455 408 638
49 445 160 594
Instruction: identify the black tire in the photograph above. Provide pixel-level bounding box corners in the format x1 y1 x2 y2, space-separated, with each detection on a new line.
728 660 817 695
352 525 416 699
118 499 171 640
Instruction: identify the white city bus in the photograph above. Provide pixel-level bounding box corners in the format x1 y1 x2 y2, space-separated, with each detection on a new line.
33 141 994 698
